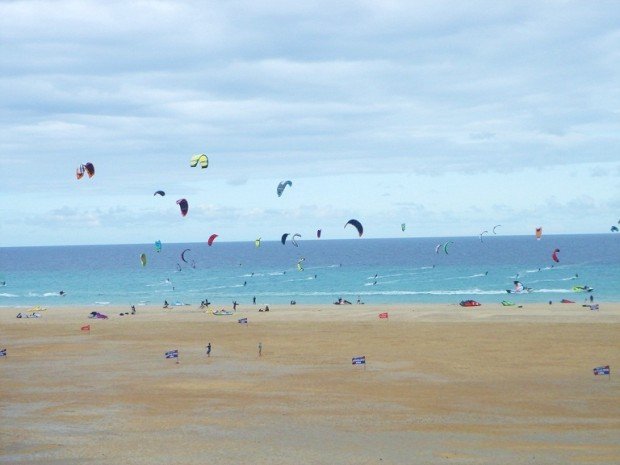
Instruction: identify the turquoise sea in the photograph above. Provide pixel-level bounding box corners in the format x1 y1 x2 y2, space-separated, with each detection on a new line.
1 234 618 308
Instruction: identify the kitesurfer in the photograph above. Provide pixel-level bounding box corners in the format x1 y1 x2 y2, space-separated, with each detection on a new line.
163 300 169 308
59 290 65 296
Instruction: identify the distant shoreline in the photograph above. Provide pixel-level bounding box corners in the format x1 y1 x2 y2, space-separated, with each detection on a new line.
0 232 614 248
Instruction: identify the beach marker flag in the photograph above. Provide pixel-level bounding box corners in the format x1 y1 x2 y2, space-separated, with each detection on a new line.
378 312 388 319
81 324 90 332
165 349 179 359
593 365 610 377
352 355 366 365
238 317 248 324
0 348 6 357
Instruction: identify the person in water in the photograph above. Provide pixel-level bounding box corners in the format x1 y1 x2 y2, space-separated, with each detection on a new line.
163 300 169 308
59 290 66 296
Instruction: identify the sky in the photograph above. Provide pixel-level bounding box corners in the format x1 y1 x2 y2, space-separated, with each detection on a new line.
1 0 619 247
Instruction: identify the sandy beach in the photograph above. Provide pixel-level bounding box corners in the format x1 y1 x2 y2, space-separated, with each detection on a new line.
1 303 619 464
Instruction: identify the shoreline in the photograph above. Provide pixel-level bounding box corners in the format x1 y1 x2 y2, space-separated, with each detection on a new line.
3 301 619 324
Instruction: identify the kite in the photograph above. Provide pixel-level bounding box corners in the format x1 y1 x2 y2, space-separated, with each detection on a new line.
140 253 147 267
155 240 162 253
443 241 454 254
177 199 189 217
190 154 208 169
154 190 165 196
493 224 501 234
181 249 191 263
535 227 542 240
76 163 95 179
345 219 363 237
297 257 305 271
479 230 488 243
291 233 301 247
255 237 261 248
281 233 290 245
401 223 406 232
317 229 322 239
207 234 218 246
435 244 442 254
277 180 292 197
552 248 560 263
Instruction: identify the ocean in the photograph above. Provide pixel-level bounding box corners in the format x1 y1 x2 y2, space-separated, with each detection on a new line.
1 234 618 308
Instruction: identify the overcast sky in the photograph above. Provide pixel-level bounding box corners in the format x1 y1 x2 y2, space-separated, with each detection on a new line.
1 1 618 246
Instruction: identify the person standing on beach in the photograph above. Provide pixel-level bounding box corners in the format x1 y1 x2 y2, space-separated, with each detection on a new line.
253 296 256 305
258 342 262 357
206 342 211 357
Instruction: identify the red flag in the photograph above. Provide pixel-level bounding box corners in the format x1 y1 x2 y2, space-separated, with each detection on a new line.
378 312 388 319
81 324 91 331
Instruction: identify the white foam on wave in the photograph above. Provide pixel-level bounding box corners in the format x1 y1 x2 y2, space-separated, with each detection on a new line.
28 292 60 297
0 292 18 297
532 288 572 294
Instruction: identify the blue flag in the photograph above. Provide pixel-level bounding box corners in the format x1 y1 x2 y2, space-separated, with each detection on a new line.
238 317 248 324
165 349 178 359
352 356 366 365
0 348 6 357
593 365 610 375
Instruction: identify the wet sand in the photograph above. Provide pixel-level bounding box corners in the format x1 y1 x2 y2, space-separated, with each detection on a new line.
1 303 619 464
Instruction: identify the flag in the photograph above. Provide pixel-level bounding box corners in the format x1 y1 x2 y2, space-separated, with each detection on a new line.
378 312 388 319
593 365 610 376
238 317 248 324
81 324 90 331
0 348 6 357
165 349 178 359
352 356 366 365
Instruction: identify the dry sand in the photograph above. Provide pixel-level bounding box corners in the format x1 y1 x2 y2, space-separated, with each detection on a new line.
1 303 619 464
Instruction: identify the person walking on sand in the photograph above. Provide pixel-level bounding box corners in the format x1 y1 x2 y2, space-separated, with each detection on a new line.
206 342 211 357
253 296 256 305
258 342 262 357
